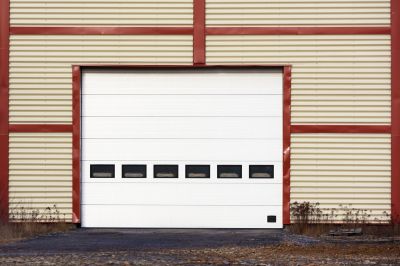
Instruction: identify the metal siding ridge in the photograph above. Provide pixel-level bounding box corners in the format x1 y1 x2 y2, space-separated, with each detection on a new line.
0 0 10 223
391 0 400 224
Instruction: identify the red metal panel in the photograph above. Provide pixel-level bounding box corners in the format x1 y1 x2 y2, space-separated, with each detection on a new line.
9 124 73 133
10 27 193 35
193 0 206 64
391 0 400 224
206 27 391 35
0 0 9 223
292 125 391 134
283 66 292 225
72 66 81 223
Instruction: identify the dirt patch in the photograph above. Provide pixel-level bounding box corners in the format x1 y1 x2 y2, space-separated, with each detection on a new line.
163 243 400 265
0 243 399 265
0 229 399 265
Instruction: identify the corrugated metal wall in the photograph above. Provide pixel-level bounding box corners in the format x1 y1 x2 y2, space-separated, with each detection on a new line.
9 35 193 124
9 133 72 221
291 133 391 221
206 0 390 26
207 35 391 125
10 0 193 26
7 0 392 223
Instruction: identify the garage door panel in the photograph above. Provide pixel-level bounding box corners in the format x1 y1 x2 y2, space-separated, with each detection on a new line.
82 69 283 95
81 95 282 117
81 183 282 206
81 205 282 228
81 116 282 139
81 68 283 228
82 139 282 161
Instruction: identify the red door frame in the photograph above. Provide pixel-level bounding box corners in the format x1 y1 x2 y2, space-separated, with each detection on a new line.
72 64 292 224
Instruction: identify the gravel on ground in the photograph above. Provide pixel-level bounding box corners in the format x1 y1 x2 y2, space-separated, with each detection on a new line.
0 228 399 265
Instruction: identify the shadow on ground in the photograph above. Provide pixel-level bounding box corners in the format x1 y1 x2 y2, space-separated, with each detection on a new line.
0 228 285 255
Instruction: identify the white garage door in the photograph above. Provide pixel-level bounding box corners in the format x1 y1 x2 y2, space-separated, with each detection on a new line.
81 68 283 228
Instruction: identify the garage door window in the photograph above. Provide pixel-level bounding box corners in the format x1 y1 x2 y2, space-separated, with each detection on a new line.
122 165 146 178
217 165 242 178
249 165 274 179
154 165 178 178
185 165 210 178
90 164 115 178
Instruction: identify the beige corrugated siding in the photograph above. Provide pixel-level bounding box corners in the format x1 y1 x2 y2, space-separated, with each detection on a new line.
291 133 391 222
206 35 391 125
9 35 193 124
9 132 72 222
206 0 390 26
10 0 193 26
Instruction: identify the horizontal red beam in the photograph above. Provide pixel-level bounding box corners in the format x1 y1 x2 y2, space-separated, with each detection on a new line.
9 124 390 134
10 27 193 35
206 27 391 35
9 124 73 133
292 125 391 134
9 27 391 36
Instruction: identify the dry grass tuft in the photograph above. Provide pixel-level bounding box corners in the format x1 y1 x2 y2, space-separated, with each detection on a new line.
0 222 74 244
289 201 400 237
0 204 74 243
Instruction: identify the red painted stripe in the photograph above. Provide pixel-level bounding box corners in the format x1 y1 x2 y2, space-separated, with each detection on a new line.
72 66 81 224
10 27 193 35
291 125 391 134
9 124 72 133
0 0 9 223
77 64 289 69
391 0 400 224
206 27 391 35
193 0 206 64
9 26 390 36
283 66 292 225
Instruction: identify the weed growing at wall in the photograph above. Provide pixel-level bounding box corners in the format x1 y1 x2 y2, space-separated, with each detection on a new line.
289 201 399 236
0 204 72 243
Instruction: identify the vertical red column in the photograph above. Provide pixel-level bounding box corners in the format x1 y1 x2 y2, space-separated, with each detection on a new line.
0 0 10 223
391 0 400 224
72 66 81 223
283 66 292 225
193 0 206 65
